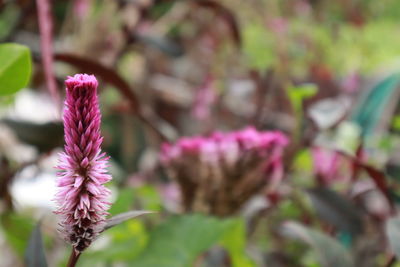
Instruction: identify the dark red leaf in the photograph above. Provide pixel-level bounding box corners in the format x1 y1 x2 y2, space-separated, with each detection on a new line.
195 0 241 48
54 53 178 141
339 151 394 213
54 53 139 113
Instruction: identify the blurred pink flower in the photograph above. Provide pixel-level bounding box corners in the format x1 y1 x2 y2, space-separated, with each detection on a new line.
342 72 360 93
191 76 216 120
267 17 288 35
73 0 91 19
312 147 340 185
160 127 289 215
159 182 182 212
55 74 112 253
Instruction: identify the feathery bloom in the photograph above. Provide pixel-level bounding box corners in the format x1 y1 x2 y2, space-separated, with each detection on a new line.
55 74 111 252
160 127 288 216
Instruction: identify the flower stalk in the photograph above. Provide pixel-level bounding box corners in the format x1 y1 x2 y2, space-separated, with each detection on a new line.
55 74 112 253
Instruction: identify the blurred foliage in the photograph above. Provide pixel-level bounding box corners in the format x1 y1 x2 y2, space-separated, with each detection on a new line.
0 213 34 257
282 222 354 267
130 214 247 267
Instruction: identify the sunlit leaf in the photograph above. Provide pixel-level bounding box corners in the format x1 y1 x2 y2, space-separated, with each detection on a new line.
286 84 318 115
0 43 31 96
220 219 255 267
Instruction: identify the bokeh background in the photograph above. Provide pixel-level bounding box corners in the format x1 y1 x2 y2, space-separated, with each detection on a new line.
2 0 400 266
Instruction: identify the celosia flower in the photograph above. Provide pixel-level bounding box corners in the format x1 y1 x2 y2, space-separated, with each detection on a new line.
160 127 288 216
55 74 111 253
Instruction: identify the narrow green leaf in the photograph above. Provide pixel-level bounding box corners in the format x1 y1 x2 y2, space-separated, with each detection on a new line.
104 210 154 231
25 222 47 267
0 43 32 96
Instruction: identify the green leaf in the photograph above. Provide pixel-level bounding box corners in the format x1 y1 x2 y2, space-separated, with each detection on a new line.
80 220 149 264
286 84 318 140
131 214 234 267
0 213 34 257
391 115 400 131
25 222 47 267
386 216 400 259
220 219 255 267
293 149 313 172
0 43 32 96
134 185 163 212
282 221 354 267
286 84 318 116
243 24 276 70
108 188 135 216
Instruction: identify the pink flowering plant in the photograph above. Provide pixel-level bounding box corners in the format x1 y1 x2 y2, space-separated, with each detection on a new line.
4 2 400 267
54 74 151 266
55 74 111 253
161 127 288 216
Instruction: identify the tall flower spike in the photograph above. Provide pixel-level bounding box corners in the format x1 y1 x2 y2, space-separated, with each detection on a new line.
55 74 112 253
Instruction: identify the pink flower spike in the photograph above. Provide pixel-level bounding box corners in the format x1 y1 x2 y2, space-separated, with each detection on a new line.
54 74 112 253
